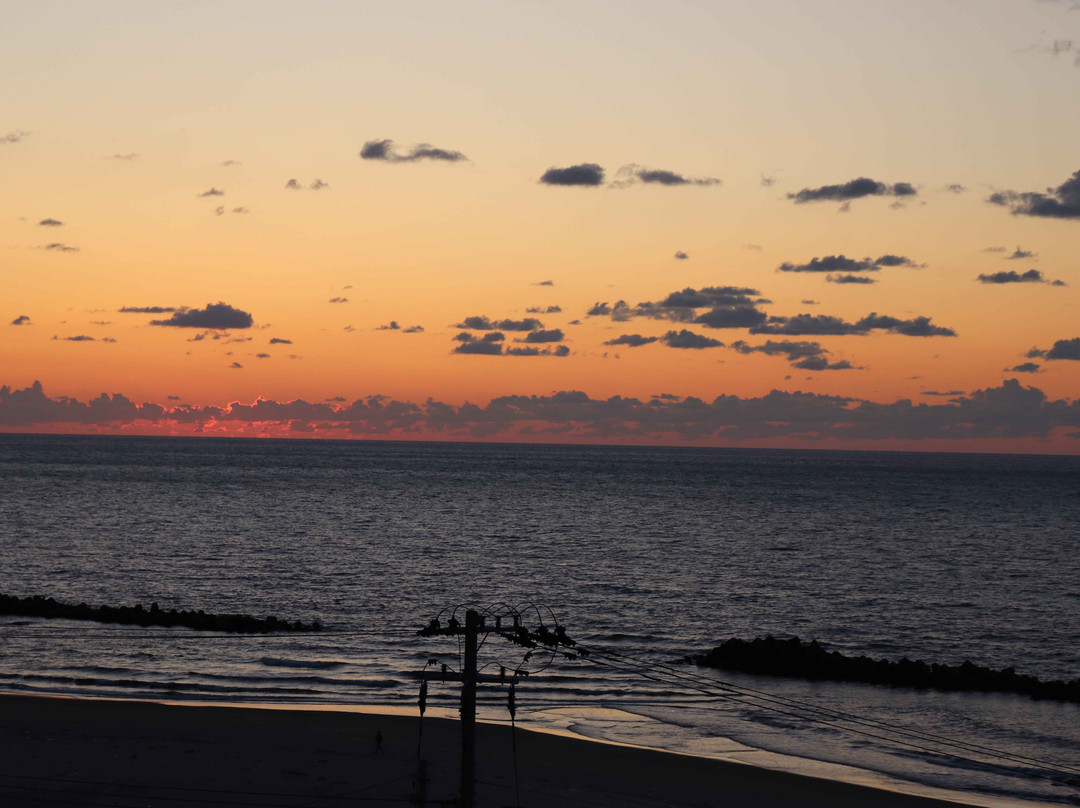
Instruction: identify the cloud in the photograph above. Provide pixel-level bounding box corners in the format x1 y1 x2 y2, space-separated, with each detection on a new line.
403 325 424 333
220 160 241 167
105 153 138 161
59 335 95 342
761 174 776 187
801 299 819 305
377 321 401 330
378 321 423 333
11 315 31 326
977 269 1064 285
1007 362 1042 373
588 286 767 329
286 179 328 190
751 312 955 337
674 251 689 260
616 165 721 187
2 130 30 144
6 379 1078 444
41 243 79 252
453 332 506 355
535 280 555 286
604 334 658 347
827 274 877 284
731 339 858 371
1007 246 1037 260
661 330 724 349
229 362 243 369
359 138 467 163
788 177 917 204
526 305 562 314
777 254 919 274
38 218 63 227
453 316 543 332
988 170 1080 219
983 246 1007 253
944 184 967 193
744 244 763 251
522 328 564 343
1029 337 1080 360
119 306 177 314
198 188 224 197
329 297 348 303
269 337 292 344
256 353 270 359
150 302 254 329
232 207 249 214
539 163 604 186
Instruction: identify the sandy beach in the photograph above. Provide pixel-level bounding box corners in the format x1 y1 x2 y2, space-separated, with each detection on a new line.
0 693 984 808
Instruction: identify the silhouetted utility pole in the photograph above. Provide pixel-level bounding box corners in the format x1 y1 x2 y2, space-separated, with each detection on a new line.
417 603 586 808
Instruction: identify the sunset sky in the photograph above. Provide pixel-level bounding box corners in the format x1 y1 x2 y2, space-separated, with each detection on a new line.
3 0 1079 452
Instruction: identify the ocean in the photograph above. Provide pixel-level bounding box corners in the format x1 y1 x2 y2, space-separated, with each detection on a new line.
1 433 1078 806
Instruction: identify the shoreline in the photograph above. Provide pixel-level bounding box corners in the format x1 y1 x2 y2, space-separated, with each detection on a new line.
1 692 1061 808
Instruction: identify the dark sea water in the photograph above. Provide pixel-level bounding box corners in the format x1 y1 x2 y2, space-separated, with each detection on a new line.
1 434 1078 806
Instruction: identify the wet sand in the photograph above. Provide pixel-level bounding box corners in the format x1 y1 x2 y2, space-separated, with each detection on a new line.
0 693 977 807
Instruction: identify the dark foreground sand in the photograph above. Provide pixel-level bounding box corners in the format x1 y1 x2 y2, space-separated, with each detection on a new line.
0 694 976 808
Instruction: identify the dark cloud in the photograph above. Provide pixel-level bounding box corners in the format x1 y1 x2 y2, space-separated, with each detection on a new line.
329 297 348 304
377 321 401 330
539 163 604 186
269 337 292 344
945 184 967 194
760 174 776 187
2 130 30 144
119 306 177 314
403 325 424 333
1008 246 1037 260
60 335 95 342
42 243 79 252
788 177 918 204
588 286 766 330
168 395 182 400
616 165 721 187
921 390 964 397
150 302 254 330
256 353 270 359
535 280 555 286
674 251 689 260
751 312 956 337
106 153 138 161
229 362 243 369
744 244 763 251
801 299 819 305
731 339 858 371
1030 337 1080 360
38 218 63 227
526 305 562 314
220 160 241 167
977 269 1064 285
453 331 506 355
661 330 724 349
604 334 658 347
8 379 1078 444
827 274 877 284
198 188 224 197
522 329 564 343
359 138 467 163
1007 363 1042 373
286 178 329 190
777 254 919 273
11 315 31 326
983 246 1007 253
987 170 1080 219
232 207 249 214
453 316 543 332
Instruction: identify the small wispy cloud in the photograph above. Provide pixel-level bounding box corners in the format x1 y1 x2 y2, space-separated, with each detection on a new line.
38 218 64 227
360 138 468 163
198 187 224 197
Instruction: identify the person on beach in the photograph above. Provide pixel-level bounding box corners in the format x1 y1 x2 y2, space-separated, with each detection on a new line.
375 729 385 754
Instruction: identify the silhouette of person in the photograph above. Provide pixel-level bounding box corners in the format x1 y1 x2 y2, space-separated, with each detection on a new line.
375 729 385 754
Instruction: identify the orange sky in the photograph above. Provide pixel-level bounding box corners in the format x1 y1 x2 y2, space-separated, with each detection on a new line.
3 1 1079 452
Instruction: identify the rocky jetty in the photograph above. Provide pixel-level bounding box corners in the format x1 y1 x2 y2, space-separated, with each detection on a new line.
689 636 1080 703
0 593 322 633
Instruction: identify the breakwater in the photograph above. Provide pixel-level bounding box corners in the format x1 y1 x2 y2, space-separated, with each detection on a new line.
0 594 323 633
689 636 1080 703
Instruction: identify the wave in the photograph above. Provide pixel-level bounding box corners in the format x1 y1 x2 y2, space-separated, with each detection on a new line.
259 656 345 670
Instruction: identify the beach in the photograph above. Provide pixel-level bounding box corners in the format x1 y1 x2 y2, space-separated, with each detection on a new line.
0 694 982 808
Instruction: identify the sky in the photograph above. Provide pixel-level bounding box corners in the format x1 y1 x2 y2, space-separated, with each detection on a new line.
3 0 1079 452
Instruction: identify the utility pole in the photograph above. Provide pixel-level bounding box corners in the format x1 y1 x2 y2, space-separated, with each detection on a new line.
460 609 479 808
417 603 586 808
